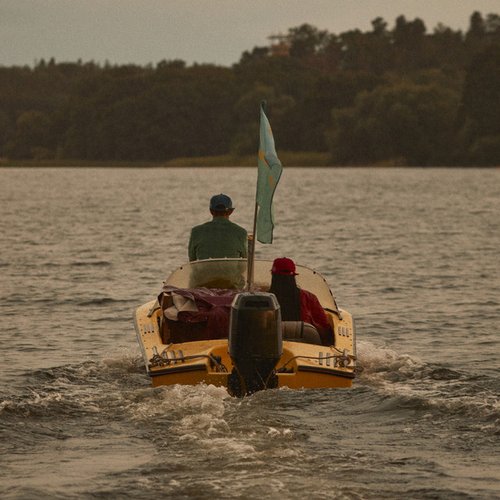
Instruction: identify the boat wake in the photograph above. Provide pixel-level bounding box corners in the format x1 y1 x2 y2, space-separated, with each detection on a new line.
0 353 294 462
1 347 499 499
2 345 498 446
356 340 500 431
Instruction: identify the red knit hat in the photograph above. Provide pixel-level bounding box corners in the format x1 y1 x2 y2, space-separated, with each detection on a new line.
271 257 297 275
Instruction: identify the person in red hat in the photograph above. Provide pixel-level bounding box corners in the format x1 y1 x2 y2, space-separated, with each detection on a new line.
269 257 333 345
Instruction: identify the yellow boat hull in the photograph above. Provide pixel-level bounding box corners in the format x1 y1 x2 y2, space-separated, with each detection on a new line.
135 299 356 392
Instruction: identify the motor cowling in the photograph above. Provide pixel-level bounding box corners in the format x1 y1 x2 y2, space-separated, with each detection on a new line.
228 292 282 397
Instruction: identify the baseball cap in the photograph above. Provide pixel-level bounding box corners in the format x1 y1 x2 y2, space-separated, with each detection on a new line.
210 193 233 211
271 257 297 275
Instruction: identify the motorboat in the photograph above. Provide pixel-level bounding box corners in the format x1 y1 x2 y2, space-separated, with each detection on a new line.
134 258 356 396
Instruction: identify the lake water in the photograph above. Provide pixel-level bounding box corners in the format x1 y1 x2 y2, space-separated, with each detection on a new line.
0 167 499 499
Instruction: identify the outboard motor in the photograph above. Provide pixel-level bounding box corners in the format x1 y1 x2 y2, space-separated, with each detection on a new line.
228 292 282 397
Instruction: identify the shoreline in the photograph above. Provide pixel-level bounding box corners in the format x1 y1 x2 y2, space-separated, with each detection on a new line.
0 153 498 169
0 152 330 168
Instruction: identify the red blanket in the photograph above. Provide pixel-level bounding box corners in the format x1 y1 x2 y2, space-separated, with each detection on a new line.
159 286 237 340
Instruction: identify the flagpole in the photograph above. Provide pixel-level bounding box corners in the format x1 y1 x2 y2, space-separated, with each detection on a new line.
246 201 258 291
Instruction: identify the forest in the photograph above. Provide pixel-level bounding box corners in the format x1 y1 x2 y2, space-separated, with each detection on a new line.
1 11 499 166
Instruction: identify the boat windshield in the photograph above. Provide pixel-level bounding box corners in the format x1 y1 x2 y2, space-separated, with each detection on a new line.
165 259 337 310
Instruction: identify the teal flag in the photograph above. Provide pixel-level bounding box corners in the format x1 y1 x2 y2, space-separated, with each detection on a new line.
256 102 283 244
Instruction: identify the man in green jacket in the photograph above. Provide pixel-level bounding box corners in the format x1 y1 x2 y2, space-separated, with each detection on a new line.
188 194 248 261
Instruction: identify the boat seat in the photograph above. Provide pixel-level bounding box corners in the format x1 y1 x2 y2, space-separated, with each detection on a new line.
160 311 231 343
282 321 322 345
161 317 217 343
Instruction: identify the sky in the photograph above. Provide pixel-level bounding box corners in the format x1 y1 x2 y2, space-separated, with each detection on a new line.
1 0 499 67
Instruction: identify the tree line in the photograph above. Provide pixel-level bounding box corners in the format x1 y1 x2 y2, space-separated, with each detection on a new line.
1 11 499 166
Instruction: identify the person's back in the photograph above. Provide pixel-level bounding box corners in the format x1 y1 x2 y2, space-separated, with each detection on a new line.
269 257 333 346
189 194 248 261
